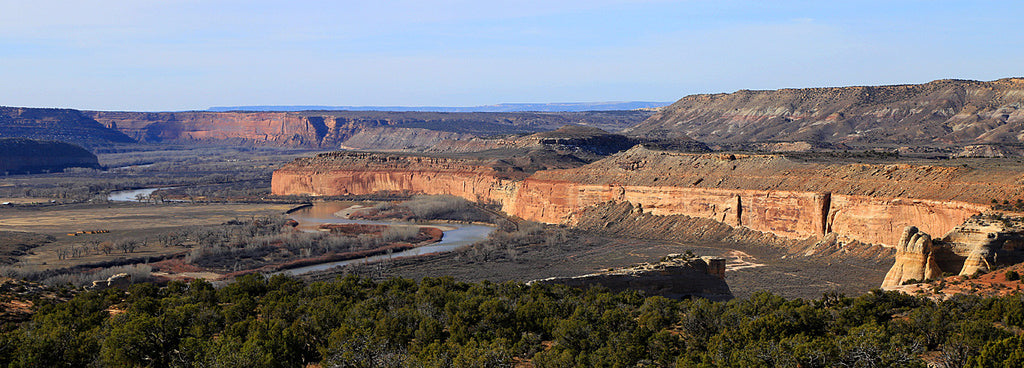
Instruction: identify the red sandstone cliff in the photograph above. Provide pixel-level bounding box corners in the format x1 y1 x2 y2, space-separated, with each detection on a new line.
88 111 353 147
272 147 1013 249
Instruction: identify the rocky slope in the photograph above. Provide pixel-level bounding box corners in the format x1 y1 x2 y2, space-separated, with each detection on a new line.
0 107 135 146
425 125 703 158
273 146 1014 249
0 138 100 174
627 78 1024 147
341 127 476 150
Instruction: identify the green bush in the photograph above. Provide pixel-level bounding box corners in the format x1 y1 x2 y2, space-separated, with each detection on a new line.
1006 270 1020 281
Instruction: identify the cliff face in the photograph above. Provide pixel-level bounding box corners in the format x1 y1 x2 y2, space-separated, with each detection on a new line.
270 152 522 202
272 147 1003 249
0 138 100 174
88 111 337 147
627 78 1024 146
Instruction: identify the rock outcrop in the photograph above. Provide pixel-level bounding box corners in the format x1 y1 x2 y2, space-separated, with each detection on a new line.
627 78 1024 147
882 216 1024 288
0 138 100 174
530 254 731 300
89 273 132 290
882 227 943 287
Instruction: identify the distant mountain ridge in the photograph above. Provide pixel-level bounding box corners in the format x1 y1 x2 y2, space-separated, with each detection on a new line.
207 101 671 113
0 106 654 149
626 77 1024 147
0 106 135 146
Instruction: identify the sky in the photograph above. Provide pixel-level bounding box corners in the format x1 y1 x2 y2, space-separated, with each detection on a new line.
1 0 1022 111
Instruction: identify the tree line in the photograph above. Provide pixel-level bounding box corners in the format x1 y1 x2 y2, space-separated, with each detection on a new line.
3 274 1024 367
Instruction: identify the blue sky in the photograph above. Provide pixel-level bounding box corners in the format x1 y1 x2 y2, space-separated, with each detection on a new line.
1 0 1021 111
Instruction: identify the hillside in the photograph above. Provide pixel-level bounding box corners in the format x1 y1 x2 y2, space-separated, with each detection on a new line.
626 78 1024 147
0 107 135 146
0 138 100 174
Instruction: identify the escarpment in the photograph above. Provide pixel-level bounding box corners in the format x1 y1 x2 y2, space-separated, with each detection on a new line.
628 77 1024 146
83 110 653 149
273 146 1019 250
270 151 525 202
0 107 135 146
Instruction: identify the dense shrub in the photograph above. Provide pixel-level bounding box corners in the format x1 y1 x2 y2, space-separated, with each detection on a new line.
4 275 1024 367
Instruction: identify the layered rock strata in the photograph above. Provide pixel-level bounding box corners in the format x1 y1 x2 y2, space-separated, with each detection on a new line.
274 147 1001 248
628 77 1024 146
530 254 732 300
882 227 943 287
84 110 652 149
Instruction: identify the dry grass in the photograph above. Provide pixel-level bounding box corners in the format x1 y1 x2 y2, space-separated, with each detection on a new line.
0 202 293 233
0 201 294 271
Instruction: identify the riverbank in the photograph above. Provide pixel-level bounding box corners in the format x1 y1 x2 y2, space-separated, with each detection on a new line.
278 202 496 275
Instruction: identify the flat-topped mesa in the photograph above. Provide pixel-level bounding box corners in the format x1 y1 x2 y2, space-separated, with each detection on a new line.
272 146 1020 248
534 146 1024 203
280 151 509 173
516 146 1003 244
271 151 524 201
627 77 1024 146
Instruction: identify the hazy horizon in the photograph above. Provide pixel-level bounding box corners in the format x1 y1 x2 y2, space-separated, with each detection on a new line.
2 1 1022 111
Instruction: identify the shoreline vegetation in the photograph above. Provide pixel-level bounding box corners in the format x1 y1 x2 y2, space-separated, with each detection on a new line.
0 195 504 289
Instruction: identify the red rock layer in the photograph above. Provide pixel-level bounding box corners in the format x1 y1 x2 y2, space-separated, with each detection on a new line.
273 149 1005 248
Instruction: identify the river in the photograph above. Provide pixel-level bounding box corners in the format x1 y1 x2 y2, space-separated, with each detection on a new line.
277 202 496 275
107 187 175 202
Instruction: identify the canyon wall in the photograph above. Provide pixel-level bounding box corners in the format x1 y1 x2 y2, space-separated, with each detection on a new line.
272 148 1001 248
82 110 653 149
88 111 349 147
